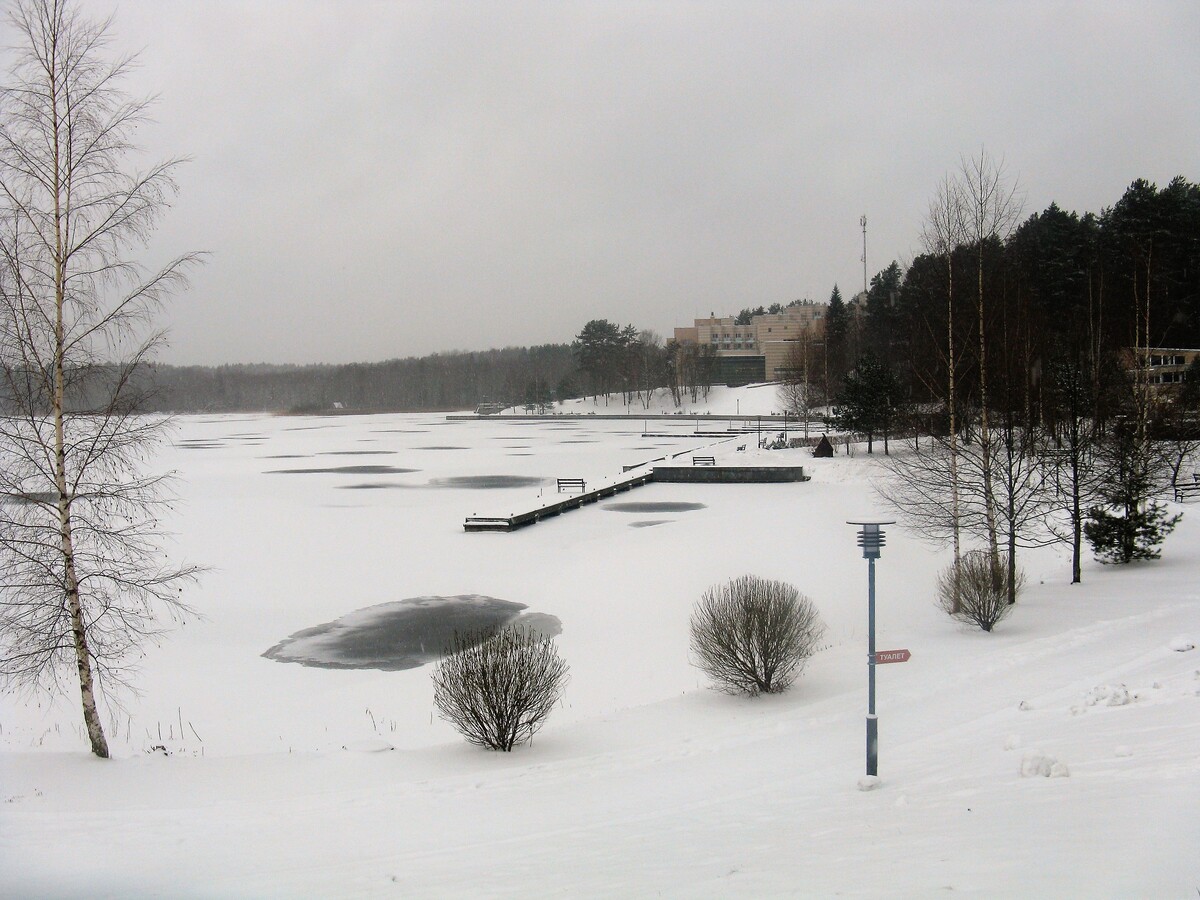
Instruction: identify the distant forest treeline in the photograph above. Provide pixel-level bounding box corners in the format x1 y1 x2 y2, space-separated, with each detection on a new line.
71 173 1200 416
141 345 578 413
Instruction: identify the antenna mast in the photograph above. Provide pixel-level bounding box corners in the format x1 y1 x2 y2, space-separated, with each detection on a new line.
860 215 868 296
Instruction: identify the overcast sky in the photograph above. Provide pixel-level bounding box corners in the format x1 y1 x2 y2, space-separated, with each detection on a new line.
12 1 1197 365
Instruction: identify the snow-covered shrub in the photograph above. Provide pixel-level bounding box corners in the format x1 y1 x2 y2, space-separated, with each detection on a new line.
936 550 1023 632
689 575 824 696
431 626 568 751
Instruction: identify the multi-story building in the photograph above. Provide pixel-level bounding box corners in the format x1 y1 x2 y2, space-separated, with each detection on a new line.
1130 347 1200 393
673 303 828 384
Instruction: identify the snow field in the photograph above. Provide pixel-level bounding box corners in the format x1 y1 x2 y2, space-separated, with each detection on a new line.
2 392 1198 896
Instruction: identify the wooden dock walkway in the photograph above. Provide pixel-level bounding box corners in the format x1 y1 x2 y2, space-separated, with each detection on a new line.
464 467 656 532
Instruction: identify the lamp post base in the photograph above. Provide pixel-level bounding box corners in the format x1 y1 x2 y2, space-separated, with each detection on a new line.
866 714 878 777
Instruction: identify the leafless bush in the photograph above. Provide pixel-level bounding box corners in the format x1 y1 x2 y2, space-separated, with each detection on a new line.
689 575 825 696
936 550 1023 632
431 626 568 751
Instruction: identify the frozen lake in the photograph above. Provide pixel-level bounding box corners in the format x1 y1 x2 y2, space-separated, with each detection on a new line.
4 403 1197 897
6 410 859 756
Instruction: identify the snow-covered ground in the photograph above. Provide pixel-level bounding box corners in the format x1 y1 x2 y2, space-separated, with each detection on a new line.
2 388 1198 897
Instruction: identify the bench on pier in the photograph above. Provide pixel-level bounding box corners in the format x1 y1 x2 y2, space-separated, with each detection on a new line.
692 456 716 467
557 478 586 493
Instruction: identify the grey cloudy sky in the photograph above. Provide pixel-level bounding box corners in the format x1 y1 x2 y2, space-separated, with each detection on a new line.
26 1 1200 365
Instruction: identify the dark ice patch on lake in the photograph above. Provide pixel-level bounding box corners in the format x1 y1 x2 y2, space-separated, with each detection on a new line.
337 482 417 490
414 446 468 450
630 519 670 528
604 501 706 513
320 450 397 456
1 491 57 505
430 475 544 489
266 465 419 475
262 595 562 670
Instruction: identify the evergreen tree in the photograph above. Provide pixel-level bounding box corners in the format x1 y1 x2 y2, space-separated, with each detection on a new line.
863 262 903 362
825 285 849 388
1084 421 1180 563
828 354 904 454
573 319 623 400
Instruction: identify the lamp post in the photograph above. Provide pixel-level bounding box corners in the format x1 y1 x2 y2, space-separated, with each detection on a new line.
847 519 895 777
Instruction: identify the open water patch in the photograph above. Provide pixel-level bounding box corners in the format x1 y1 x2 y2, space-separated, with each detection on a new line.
262 595 562 670
266 465 419 475
430 475 545 489
603 501 707 513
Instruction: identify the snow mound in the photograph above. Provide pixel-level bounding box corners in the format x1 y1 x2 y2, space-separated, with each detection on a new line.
1168 636 1195 652
1115 745 1134 758
1004 734 1021 751
857 775 883 792
1020 751 1069 778
1080 684 1134 708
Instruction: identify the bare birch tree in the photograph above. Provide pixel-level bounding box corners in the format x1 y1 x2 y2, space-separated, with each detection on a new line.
878 422 1052 606
0 0 201 758
777 329 824 440
921 174 967 610
958 151 1023 562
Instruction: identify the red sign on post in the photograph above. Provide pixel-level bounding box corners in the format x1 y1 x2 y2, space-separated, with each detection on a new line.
874 649 911 665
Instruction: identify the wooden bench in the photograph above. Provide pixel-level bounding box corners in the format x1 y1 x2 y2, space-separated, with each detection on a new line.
1173 479 1200 502
557 478 586 493
692 456 715 466
736 444 746 451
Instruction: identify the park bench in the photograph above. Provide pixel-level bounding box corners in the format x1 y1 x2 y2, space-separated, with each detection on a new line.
557 478 586 493
736 444 746 451
692 456 716 466
1173 473 1200 502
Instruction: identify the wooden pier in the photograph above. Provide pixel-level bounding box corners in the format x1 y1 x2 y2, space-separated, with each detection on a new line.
463 461 807 532
464 467 656 532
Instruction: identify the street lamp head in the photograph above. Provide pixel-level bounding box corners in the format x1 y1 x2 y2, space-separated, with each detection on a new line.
847 520 896 559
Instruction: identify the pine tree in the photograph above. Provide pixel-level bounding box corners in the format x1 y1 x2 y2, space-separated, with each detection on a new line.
825 285 849 389
828 354 904 454
1084 422 1180 563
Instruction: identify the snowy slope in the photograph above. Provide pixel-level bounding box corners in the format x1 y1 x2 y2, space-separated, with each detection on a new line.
1 410 1197 897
